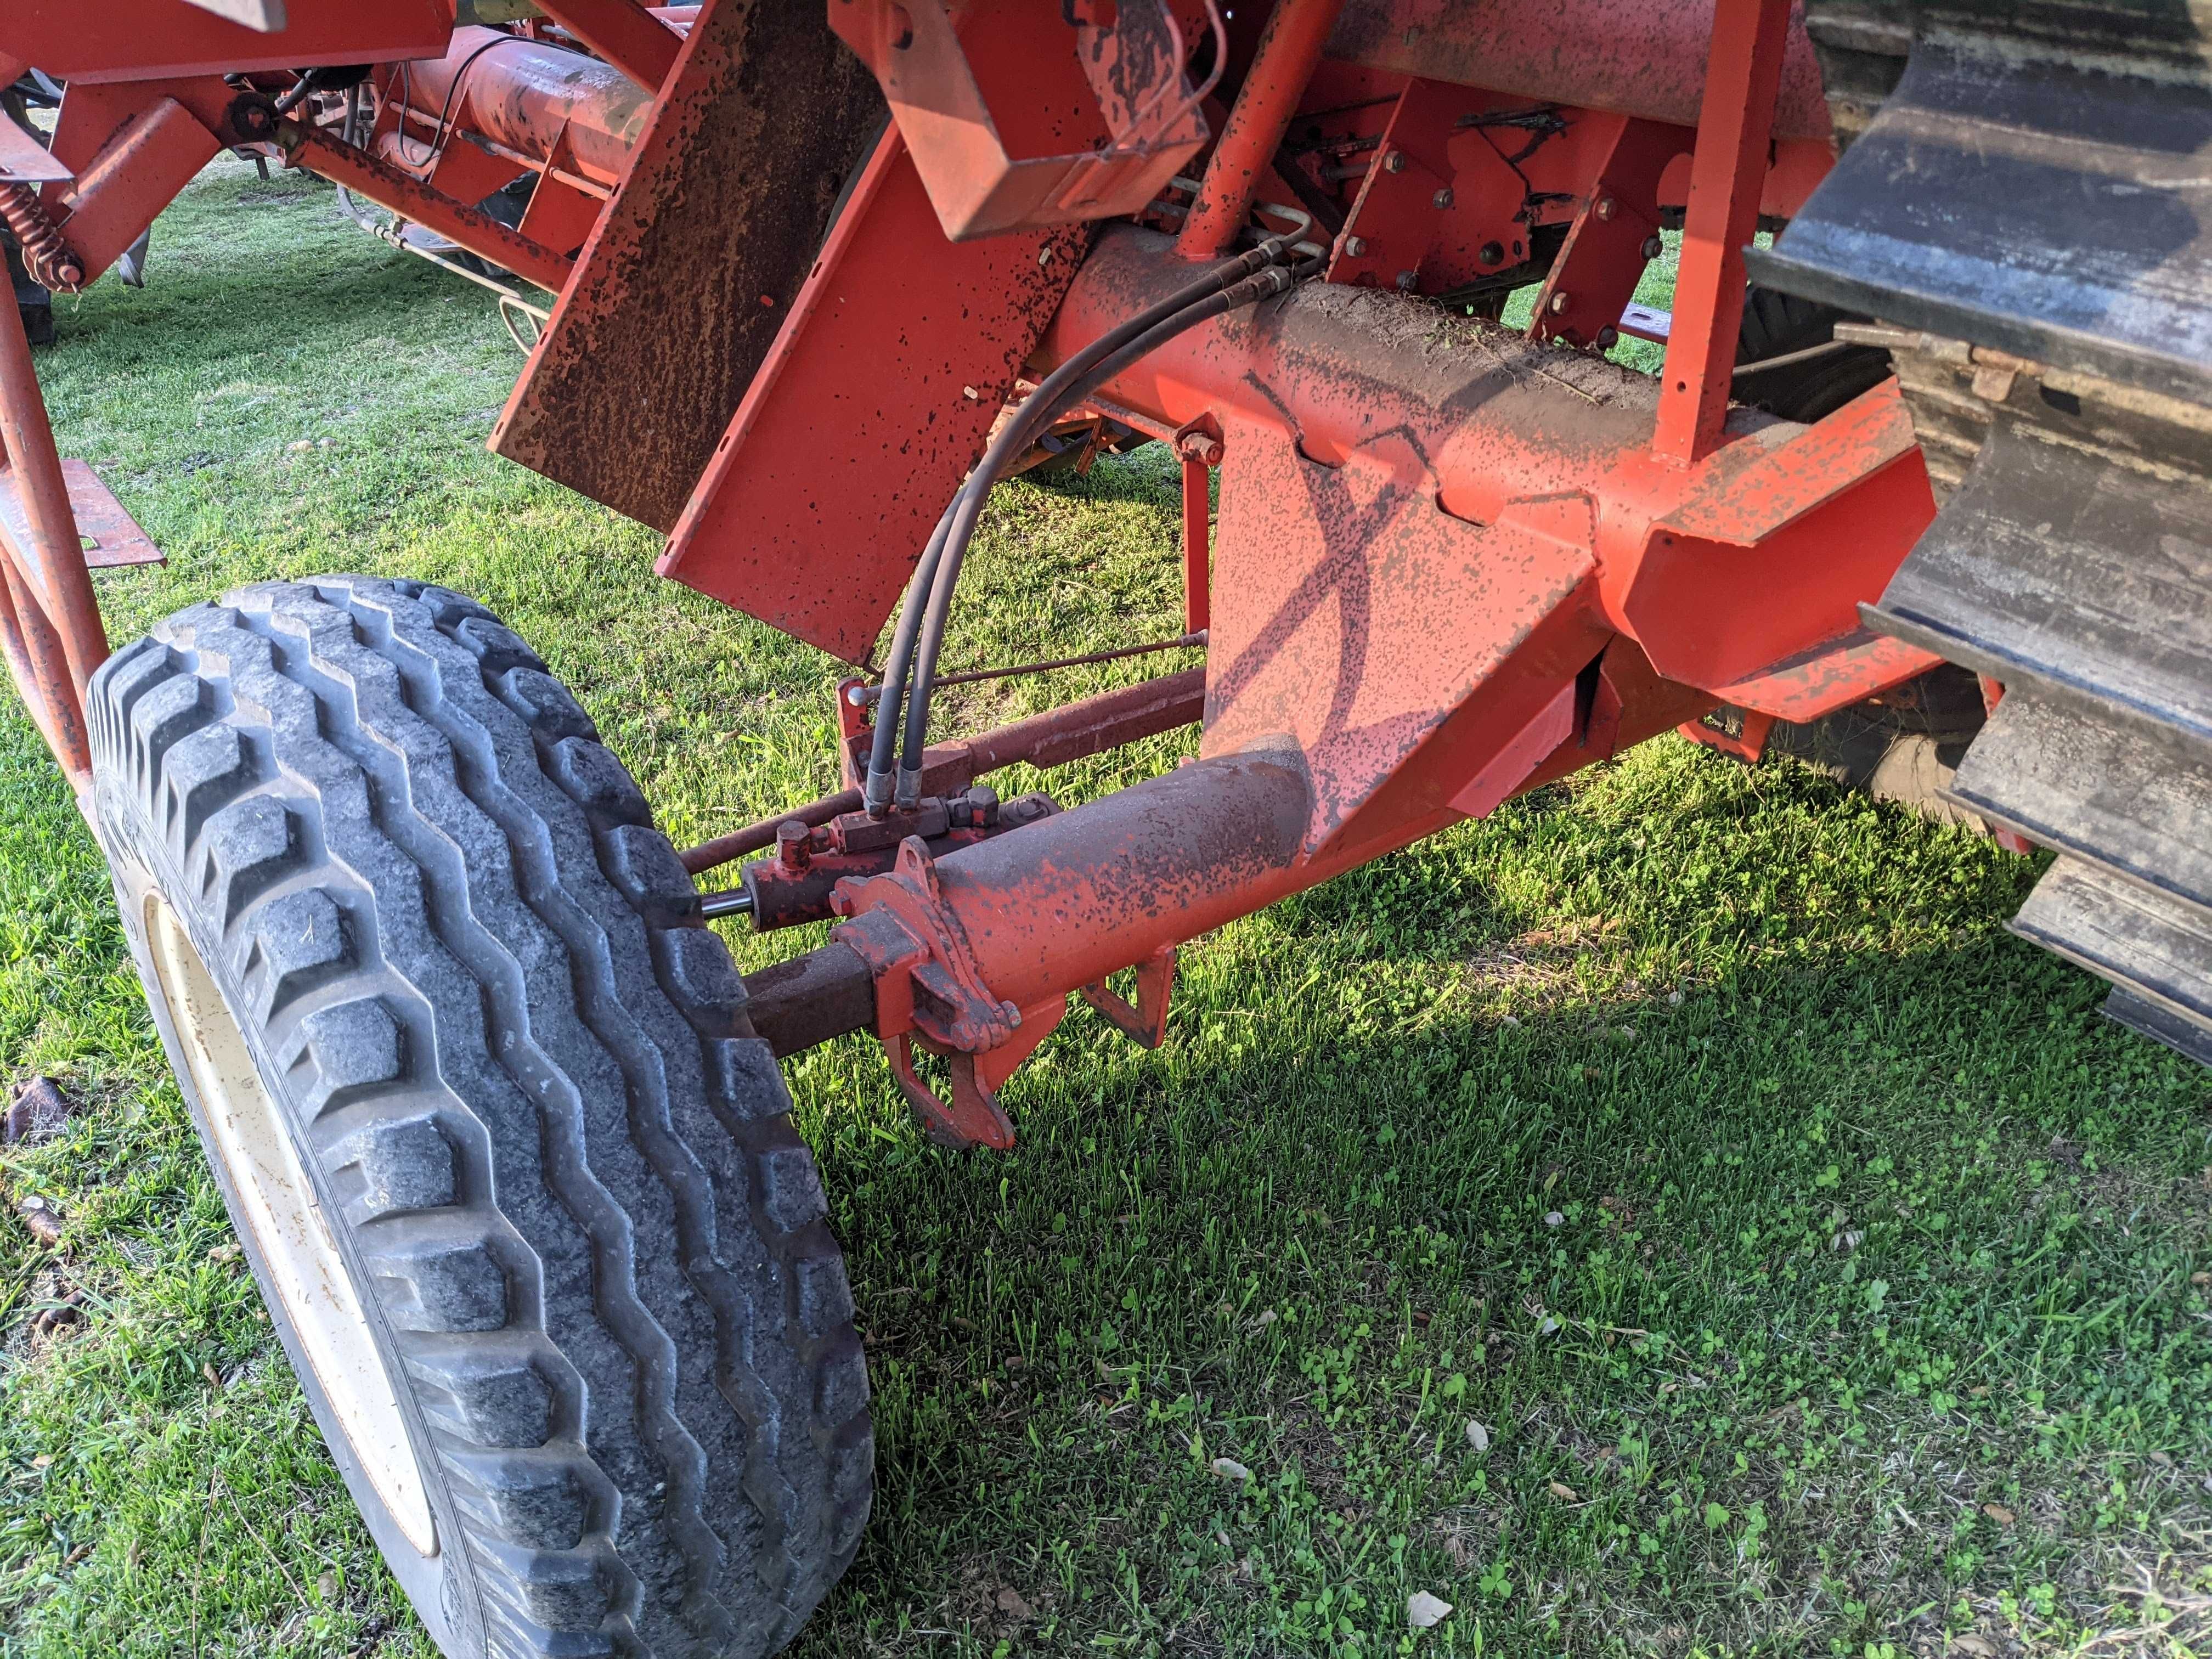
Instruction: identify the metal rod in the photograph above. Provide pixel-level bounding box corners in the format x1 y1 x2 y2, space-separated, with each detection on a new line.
276 119 574 292
697 888 754 919
1173 0 1350 259
0 545 89 786
680 665 1207 877
684 789 862 877
849 630 1205 707
353 209 558 318
0 273 107 703
1181 455 1210 634
1732 337 1853 378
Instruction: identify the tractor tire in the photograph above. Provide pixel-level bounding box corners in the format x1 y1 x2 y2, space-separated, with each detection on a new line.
1706 290 1989 822
1734 286 1893 422
85 575 870 1659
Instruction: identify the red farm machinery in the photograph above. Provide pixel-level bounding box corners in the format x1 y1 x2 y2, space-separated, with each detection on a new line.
1 0 2205 1651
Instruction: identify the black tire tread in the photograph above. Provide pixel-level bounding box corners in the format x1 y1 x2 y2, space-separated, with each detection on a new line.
1736 286 1894 423
86 576 870 1659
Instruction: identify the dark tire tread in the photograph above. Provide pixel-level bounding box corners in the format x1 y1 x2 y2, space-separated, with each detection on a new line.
86 576 870 1659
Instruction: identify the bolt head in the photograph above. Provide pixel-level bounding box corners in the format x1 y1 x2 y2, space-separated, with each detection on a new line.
1431 187 1454 210
1383 149 1406 173
1548 291 1571 314
1396 270 1418 291
225 94 275 139
1478 241 1504 266
1342 234 1368 257
1595 325 1621 349
1594 196 1616 221
1641 233 1665 261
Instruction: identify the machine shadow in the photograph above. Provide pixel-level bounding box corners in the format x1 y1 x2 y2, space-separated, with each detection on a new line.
796 894 2131 1643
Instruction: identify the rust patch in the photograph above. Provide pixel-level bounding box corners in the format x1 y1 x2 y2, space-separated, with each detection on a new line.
491 0 885 531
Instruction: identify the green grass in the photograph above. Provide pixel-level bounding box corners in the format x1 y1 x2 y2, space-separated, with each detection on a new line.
3 157 2209 1659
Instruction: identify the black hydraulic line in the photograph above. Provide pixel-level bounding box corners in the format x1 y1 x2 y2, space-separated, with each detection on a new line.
861 234 1297 814
893 255 1318 800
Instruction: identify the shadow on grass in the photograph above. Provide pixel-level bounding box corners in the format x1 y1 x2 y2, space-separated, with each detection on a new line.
786 918 2210 1655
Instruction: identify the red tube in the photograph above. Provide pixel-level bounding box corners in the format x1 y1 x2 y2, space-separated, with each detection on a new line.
0 275 108 707
1175 0 1349 258
1327 0 1834 144
392 26 651 189
930 751 1321 1009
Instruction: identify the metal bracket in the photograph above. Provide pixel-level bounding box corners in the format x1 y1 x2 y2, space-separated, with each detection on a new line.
1678 708 1774 764
832 835 1045 1148
1081 944 1175 1049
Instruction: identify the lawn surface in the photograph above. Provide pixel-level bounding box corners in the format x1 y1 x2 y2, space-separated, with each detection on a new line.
2 157 2209 1659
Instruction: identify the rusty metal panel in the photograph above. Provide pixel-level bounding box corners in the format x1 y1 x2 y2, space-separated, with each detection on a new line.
55 461 164 569
490 0 884 532
656 131 1087 662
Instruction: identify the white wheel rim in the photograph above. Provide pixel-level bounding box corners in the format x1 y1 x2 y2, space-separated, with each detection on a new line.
149 896 439 1558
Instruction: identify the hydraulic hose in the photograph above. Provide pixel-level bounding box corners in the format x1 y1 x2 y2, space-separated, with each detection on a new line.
862 236 1302 814
893 254 1320 803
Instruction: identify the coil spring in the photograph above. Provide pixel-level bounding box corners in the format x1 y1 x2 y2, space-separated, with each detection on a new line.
0 183 84 294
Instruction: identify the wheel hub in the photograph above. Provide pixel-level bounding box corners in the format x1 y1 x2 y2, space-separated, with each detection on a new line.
146 896 439 1559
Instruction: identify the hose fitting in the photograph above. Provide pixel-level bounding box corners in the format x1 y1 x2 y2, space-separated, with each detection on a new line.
864 765 897 818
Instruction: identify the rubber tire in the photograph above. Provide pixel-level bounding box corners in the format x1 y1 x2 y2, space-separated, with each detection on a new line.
1735 286 1893 423
86 575 871 1659
1711 289 1990 816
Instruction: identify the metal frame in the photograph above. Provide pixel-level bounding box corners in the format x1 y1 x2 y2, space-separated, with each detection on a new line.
0 0 1963 1138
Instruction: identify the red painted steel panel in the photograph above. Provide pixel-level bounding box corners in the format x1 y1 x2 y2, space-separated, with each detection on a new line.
4 0 450 83
1201 414 1603 853
657 132 1086 663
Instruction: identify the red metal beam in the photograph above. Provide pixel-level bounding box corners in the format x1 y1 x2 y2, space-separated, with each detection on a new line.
5 0 449 83
0 279 108 704
0 550 90 786
275 119 576 292
1651 0 1794 465
50 97 222 287
1180 444 1212 634
679 667 1207 875
1174 0 1348 258
532 0 680 92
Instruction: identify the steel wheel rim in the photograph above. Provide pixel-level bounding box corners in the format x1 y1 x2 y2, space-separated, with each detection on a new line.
148 895 439 1558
